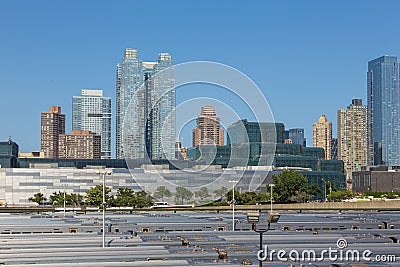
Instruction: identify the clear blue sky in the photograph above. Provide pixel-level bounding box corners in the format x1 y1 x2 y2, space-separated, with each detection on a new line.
1 1 399 155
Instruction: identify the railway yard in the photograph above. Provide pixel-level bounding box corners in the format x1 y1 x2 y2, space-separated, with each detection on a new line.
0 210 398 266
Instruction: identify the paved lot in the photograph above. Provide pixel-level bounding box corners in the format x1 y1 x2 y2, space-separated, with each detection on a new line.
0 211 398 266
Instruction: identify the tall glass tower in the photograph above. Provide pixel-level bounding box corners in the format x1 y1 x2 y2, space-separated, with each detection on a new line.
72 89 111 159
149 53 175 159
116 49 144 159
116 49 175 160
367 56 400 166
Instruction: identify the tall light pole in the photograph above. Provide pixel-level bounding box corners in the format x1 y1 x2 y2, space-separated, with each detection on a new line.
229 180 237 231
269 184 275 213
247 212 281 267
322 178 326 202
61 184 67 217
97 169 112 248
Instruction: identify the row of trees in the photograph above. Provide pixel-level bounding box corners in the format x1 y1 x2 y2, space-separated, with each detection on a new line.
29 186 154 208
28 170 354 207
208 170 353 205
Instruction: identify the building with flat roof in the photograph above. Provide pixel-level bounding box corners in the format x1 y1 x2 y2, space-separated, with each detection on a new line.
0 139 19 168
368 55 400 166
353 166 400 193
338 99 369 189
116 49 175 160
41 106 65 158
58 130 101 159
72 89 112 159
288 128 306 147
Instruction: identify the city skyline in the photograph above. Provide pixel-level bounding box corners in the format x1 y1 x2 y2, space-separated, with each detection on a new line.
1 1 400 155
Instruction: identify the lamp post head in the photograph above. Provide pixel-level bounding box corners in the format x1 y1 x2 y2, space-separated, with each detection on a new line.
247 213 260 224
267 212 281 223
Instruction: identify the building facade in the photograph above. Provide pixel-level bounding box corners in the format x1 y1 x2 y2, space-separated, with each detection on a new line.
148 53 175 160
72 89 111 159
313 115 332 160
331 138 338 160
368 56 400 166
288 128 306 147
58 130 101 159
116 49 175 160
338 99 369 188
116 49 144 159
41 106 65 158
0 139 19 168
227 120 284 145
353 166 400 193
192 106 224 147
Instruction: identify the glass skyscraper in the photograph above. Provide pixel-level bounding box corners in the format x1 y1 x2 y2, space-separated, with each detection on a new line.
116 49 175 160
149 53 175 159
72 89 111 159
288 128 306 147
367 56 400 166
116 49 144 159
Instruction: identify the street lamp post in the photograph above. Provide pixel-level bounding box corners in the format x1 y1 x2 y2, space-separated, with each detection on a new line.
322 178 326 202
247 212 281 267
97 169 112 248
61 184 67 217
229 180 237 231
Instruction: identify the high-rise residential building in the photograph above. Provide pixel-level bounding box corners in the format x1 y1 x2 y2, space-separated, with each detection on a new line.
58 130 101 159
367 55 400 166
41 106 65 158
116 49 175 160
72 89 111 159
338 99 369 188
313 115 332 160
149 53 175 160
288 128 306 147
116 49 144 159
192 106 224 147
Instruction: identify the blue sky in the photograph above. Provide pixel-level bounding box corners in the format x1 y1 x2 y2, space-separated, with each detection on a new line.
1 1 400 155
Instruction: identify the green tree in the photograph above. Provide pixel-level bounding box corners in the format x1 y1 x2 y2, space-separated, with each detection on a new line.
153 186 172 201
28 192 47 205
240 191 259 205
213 186 228 199
49 191 64 206
49 191 84 207
195 187 211 200
69 193 84 207
306 183 322 200
134 190 154 208
272 170 308 202
175 186 193 204
113 188 136 207
328 189 353 201
85 185 112 207
226 189 241 203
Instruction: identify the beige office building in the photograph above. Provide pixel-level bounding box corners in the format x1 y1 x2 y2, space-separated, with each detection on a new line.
192 106 224 147
313 115 332 159
337 99 369 188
